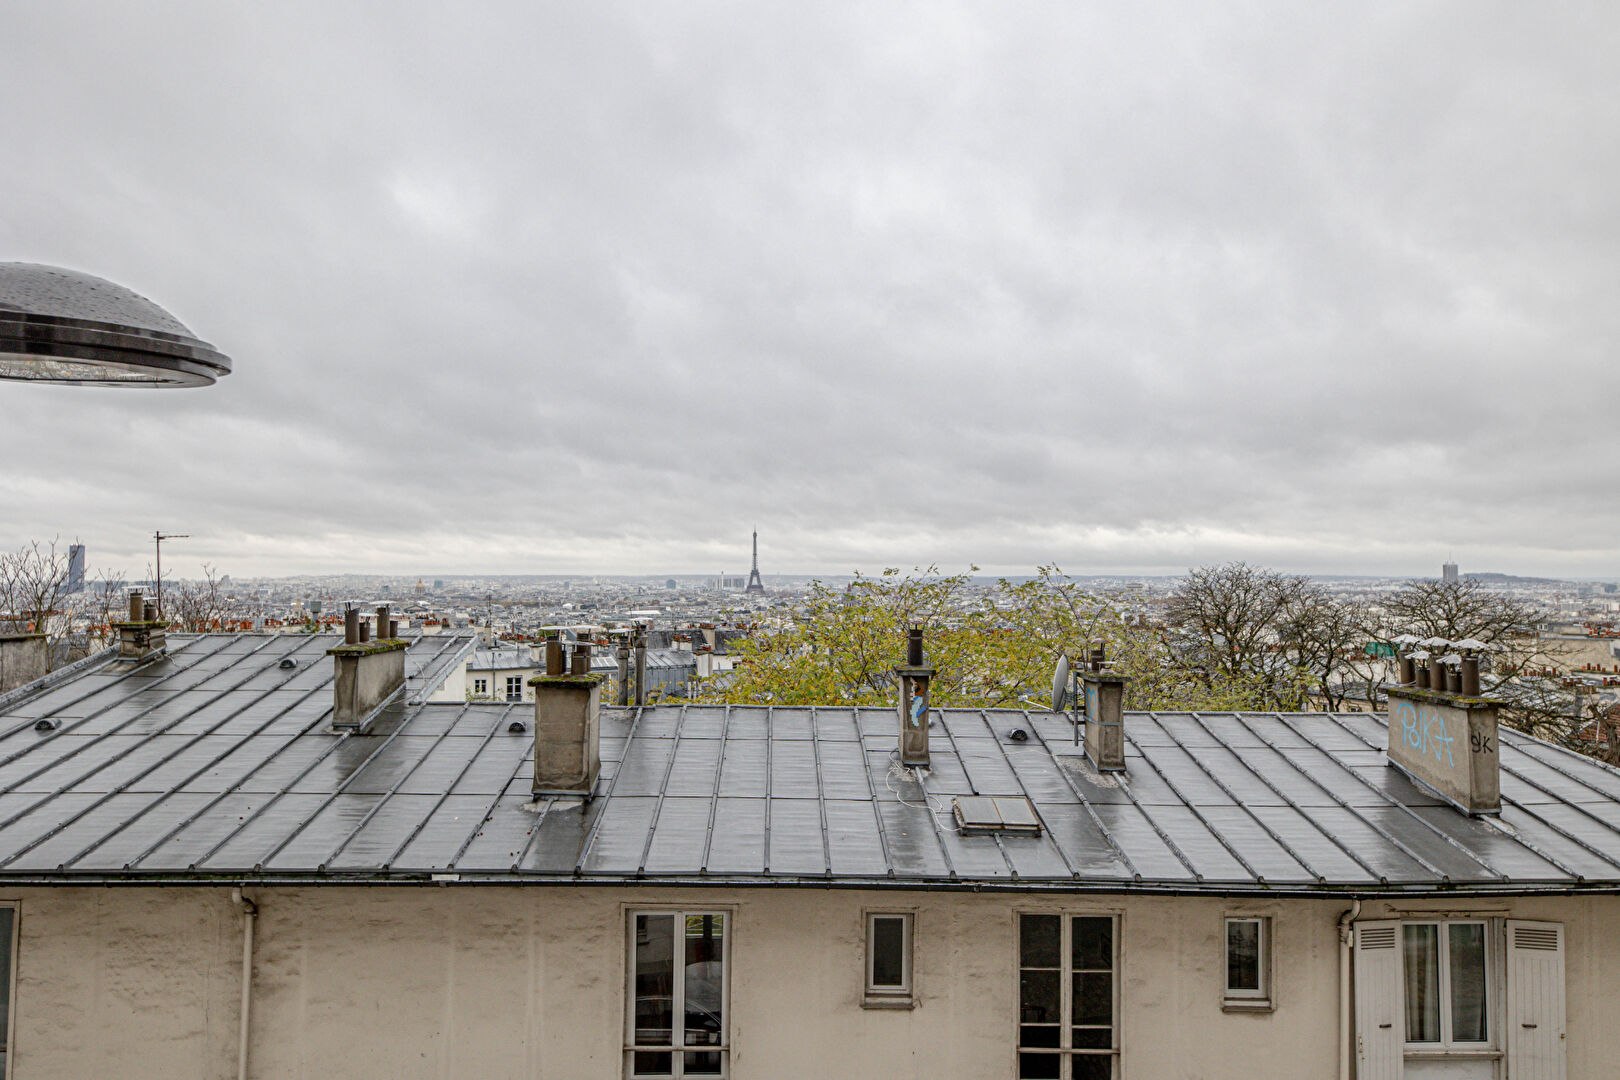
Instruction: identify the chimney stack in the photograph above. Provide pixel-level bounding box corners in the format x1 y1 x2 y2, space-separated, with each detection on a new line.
531 640 605 796
1386 638 1499 815
894 626 935 768
1081 644 1128 772
111 589 167 660
328 604 407 730
633 623 648 706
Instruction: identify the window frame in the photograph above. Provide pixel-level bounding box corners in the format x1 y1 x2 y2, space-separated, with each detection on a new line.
1016 911 1120 1080
624 907 732 1079
863 910 915 1008
472 677 488 696
1402 918 1494 1052
1222 915 1272 1011
0 902 17 1079
504 675 523 702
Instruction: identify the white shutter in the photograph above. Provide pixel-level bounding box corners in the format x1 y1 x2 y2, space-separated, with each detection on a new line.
1354 920 1404 1080
1506 920 1566 1080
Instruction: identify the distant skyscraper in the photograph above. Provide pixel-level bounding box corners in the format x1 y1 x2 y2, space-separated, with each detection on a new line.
66 544 86 594
745 531 765 594
1443 561 1459 584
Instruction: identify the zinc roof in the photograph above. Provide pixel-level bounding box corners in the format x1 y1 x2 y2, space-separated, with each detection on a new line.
1 633 1619 895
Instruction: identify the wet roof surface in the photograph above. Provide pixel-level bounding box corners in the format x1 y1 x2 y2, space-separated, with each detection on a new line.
3 633 1620 894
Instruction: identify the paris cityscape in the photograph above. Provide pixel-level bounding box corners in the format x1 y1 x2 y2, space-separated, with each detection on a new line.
4 5 1620 1080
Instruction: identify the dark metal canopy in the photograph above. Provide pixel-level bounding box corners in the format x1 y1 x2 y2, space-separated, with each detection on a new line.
0 262 231 387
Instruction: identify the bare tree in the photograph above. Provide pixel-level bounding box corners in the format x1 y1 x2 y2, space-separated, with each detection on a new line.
0 539 75 668
166 564 231 632
1165 562 1314 708
1277 590 1385 712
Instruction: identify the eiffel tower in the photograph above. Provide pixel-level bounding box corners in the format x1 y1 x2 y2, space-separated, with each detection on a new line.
745 530 766 593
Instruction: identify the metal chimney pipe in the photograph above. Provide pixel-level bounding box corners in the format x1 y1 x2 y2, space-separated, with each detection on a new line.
376 605 390 639
1398 656 1415 685
1446 666 1462 694
344 607 359 645
571 641 591 676
128 590 144 621
633 626 648 706
388 619 399 639
1090 644 1106 672
545 638 565 676
906 626 924 667
358 619 371 643
143 600 158 623
1460 657 1481 697
1429 660 1446 692
616 640 631 706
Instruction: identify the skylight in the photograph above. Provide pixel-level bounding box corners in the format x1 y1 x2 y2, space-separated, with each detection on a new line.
953 795 1043 836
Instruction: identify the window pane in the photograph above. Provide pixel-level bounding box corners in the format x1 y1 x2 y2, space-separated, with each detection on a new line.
684 915 724 1046
1018 1052 1061 1079
1020 1024 1060 1048
1073 1027 1112 1049
1072 917 1112 970
635 915 675 1049
1073 972 1112 1026
1226 919 1261 992
1402 925 1440 1043
1073 1054 1115 1080
871 916 905 988
1448 923 1488 1042
1021 914 1060 968
684 1051 724 1075
1020 970 1060 1023
632 1050 672 1075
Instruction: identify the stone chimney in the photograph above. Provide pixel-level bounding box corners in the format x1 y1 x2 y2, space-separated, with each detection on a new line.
1387 637 1499 814
530 639 605 796
328 604 407 730
1081 646 1128 772
110 589 167 660
894 627 935 768
0 632 47 692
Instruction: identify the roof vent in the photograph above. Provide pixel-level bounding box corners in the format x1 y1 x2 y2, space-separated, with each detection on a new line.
953 795 1043 836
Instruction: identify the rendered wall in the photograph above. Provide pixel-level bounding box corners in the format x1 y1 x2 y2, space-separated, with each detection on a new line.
4 886 1618 1079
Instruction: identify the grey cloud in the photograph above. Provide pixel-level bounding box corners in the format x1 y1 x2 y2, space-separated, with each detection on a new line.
3 3 1618 579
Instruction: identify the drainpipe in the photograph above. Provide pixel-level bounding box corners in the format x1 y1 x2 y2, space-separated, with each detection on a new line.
1338 898 1362 1080
232 887 258 1080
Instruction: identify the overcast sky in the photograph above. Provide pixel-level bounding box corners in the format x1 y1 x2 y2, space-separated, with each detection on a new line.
3 4 1617 581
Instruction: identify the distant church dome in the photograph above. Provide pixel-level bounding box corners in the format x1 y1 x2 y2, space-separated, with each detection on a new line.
0 262 231 387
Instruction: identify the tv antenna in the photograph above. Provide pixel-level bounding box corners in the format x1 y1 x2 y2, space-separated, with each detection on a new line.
153 531 189 618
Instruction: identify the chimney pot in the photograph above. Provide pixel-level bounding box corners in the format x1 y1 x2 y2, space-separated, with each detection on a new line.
545 639 565 676
571 641 591 676
358 619 371 643
344 607 360 645
143 600 158 623
1460 656 1481 697
128 590 144 622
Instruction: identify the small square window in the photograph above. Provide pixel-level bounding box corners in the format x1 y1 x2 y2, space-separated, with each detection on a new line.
864 912 913 1007
1223 917 1271 1009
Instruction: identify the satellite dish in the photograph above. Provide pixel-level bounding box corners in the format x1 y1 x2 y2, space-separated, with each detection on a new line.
1051 653 1071 712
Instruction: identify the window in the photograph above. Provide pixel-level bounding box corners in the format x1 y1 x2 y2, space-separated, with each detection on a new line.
505 675 523 701
0 904 14 1078
627 911 727 1078
1018 914 1117 1079
865 912 913 1006
472 678 488 696
1223 917 1270 1008
1403 921 1489 1046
